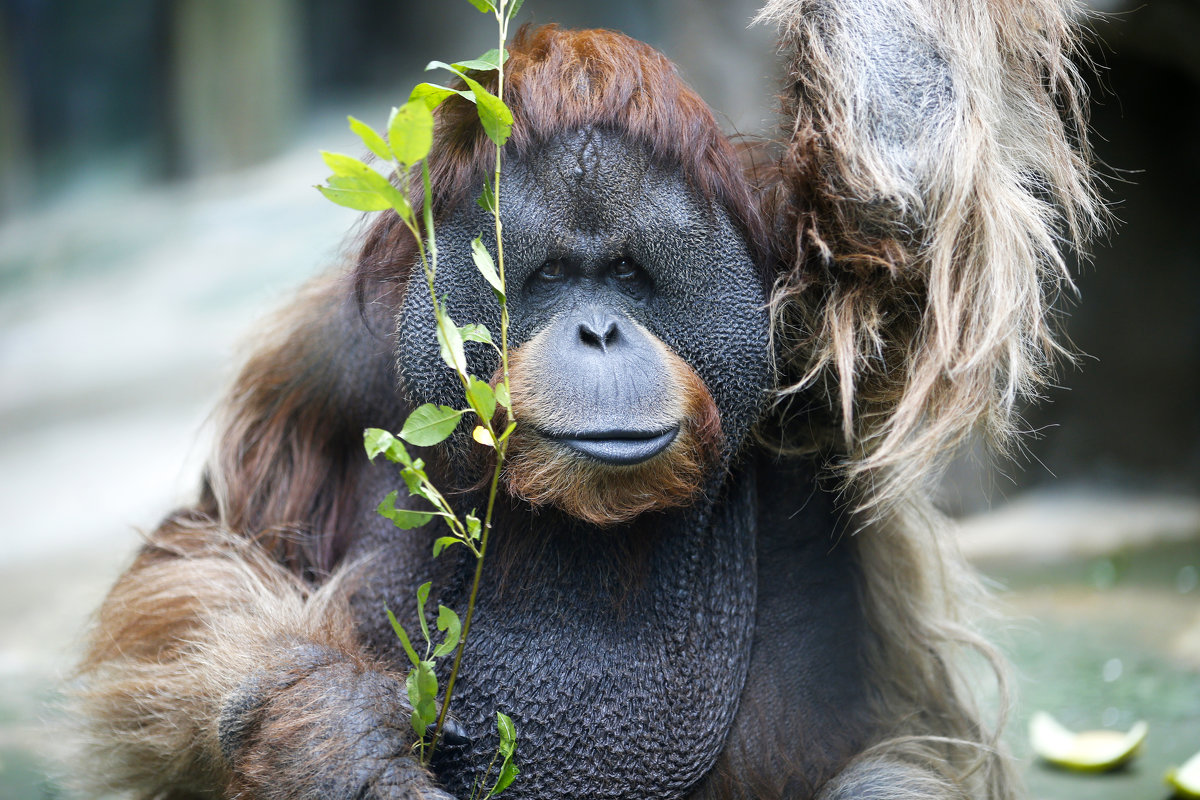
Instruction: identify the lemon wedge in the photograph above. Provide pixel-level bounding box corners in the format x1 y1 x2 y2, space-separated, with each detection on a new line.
1166 748 1200 798
1029 711 1148 772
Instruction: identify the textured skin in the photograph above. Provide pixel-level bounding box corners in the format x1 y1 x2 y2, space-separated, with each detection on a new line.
337 130 869 799
350 471 757 800
398 127 770 460
342 451 869 800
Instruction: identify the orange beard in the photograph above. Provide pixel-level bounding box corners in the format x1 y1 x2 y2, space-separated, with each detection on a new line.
502 329 723 527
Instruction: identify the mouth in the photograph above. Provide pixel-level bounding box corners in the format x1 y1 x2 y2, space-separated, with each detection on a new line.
549 427 679 466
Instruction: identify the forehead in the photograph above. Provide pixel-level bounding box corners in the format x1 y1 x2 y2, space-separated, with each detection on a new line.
506 127 702 234
524 127 650 190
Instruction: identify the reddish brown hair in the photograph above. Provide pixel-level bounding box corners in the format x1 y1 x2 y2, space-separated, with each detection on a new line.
200 26 765 577
355 25 767 305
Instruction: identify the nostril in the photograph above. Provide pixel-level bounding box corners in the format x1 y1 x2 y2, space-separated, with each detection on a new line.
578 316 620 351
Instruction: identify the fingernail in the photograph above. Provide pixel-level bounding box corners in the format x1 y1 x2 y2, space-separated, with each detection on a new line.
440 717 470 746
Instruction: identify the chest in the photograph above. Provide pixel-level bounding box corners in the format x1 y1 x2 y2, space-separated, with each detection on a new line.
348 470 758 800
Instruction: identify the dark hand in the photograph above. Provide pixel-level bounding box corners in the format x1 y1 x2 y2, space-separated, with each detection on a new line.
219 645 455 800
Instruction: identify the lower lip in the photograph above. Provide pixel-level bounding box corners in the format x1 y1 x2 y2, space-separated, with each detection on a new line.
553 428 679 466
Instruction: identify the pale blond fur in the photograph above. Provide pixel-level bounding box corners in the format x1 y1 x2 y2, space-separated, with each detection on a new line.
751 3 1100 799
757 0 1101 509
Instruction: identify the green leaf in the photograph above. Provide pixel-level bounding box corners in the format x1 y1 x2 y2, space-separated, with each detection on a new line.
389 441 417 467
461 75 513 146
507 0 525 21
320 151 411 220
436 312 468 378
316 184 392 212
378 490 435 530
491 760 519 796
326 175 368 190
486 709 518 795
387 100 434 166
365 428 395 460
322 174 412 219
416 581 432 649
465 0 494 12
496 711 516 755
494 382 511 409
497 420 518 443
432 536 460 557
321 150 373 177
399 465 424 497
477 178 497 213
386 607 421 667
460 323 494 346
348 115 392 162
409 82 471 112
400 404 464 447
466 513 482 541
406 661 438 737
432 605 462 658
409 704 427 737
452 48 508 72
425 60 467 78
401 467 443 510
451 59 498 72
466 376 497 423
421 63 512 145
416 660 438 701
422 160 436 264
471 235 504 298
325 175 408 213
364 431 422 470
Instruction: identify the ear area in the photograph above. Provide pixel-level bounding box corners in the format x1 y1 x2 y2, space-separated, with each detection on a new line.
757 0 1104 510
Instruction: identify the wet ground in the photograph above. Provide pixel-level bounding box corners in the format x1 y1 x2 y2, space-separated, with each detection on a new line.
1 136 1197 798
976 537 1200 800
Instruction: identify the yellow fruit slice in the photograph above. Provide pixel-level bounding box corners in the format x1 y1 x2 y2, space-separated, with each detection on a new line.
1166 748 1200 799
1029 711 1148 772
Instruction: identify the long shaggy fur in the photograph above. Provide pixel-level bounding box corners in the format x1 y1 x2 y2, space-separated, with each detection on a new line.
505 325 723 526
749 3 1100 798
755 0 1102 510
843 500 1016 799
356 24 771 305
67 517 363 797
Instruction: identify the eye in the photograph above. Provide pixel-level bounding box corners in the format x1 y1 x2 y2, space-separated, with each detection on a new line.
537 260 565 281
611 258 640 280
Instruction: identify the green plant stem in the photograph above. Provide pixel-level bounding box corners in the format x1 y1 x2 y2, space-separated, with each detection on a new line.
480 747 502 798
428 0 513 765
494 12 511 394
428 446 504 762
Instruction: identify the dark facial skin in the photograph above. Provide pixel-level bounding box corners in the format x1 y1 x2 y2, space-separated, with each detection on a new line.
345 128 782 799
521 309 682 465
397 126 770 471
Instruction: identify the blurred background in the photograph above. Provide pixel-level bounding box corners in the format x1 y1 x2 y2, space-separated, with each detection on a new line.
0 0 1196 797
